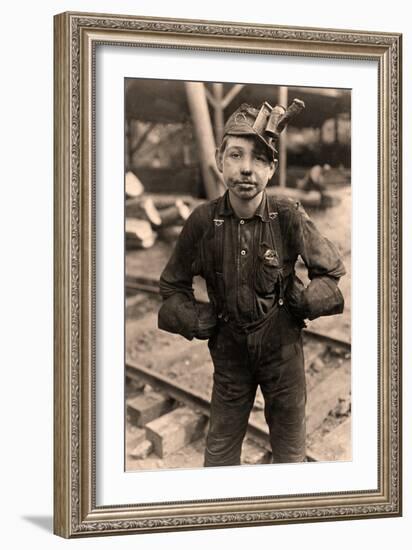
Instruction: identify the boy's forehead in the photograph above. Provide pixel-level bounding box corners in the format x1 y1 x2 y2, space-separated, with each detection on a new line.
225 135 270 155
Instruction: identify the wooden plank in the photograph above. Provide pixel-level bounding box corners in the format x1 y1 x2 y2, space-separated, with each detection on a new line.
125 218 156 249
126 428 147 454
127 391 175 427
129 440 153 460
145 406 207 458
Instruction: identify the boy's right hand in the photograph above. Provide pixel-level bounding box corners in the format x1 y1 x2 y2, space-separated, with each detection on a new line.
194 302 217 340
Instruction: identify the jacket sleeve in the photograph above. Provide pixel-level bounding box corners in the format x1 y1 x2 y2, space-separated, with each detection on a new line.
291 203 346 320
158 205 215 340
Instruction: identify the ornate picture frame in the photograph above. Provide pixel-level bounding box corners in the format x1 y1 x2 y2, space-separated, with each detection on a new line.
54 11 402 538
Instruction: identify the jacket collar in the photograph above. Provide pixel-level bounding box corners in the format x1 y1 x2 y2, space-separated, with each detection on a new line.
216 190 274 222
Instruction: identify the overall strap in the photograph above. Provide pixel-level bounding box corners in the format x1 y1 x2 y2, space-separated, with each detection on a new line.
212 207 225 274
267 195 284 266
212 203 226 317
267 195 286 305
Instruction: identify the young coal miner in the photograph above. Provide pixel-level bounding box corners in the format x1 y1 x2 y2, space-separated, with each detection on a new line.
158 100 346 467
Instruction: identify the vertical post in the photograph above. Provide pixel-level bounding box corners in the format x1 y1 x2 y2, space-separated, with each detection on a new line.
278 86 288 187
185 82 224 199
125 118 131 172
212 83 225 144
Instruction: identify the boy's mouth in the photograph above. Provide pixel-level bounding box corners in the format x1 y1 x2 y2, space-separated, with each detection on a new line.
235 180 256 187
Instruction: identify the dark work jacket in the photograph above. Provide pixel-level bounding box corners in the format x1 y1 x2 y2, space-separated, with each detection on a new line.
158 191 346 341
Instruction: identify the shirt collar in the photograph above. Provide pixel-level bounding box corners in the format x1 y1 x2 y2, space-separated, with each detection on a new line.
216 190 273 222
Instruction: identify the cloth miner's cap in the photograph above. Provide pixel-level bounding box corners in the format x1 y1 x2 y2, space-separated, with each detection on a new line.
223 99 305 159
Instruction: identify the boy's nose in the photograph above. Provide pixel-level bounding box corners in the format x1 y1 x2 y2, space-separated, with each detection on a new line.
240 157 252 174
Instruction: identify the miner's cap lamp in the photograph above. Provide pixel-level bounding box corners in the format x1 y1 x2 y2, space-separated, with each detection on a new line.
223 98 305 159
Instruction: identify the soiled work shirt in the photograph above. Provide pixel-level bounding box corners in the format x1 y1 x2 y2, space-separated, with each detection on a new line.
216 193 280 324
159 190 345 337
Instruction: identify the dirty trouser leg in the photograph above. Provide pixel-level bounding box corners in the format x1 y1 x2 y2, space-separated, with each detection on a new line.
204 326 256 467
258 340 306 463
204 374 256 467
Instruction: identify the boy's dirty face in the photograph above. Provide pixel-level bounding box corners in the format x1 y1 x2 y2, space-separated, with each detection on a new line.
216 136 277 201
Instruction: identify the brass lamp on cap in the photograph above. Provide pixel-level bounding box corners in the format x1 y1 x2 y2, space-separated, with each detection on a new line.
223 98 305 158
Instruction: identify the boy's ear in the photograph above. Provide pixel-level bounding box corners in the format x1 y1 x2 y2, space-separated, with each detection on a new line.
215 148 223 173
269 158 278 178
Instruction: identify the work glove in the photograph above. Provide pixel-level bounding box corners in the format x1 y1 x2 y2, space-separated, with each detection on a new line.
158 293 198 340
286 275 309 320
303 276 344 320
194 302 218 340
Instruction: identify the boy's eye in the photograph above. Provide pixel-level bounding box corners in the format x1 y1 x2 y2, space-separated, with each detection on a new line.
230 152 241 159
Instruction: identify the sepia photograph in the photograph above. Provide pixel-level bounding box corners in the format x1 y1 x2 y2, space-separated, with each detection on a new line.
124 78 352 471
53 11 401 537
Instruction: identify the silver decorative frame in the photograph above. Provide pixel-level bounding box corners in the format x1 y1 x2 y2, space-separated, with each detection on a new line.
53 11 402 538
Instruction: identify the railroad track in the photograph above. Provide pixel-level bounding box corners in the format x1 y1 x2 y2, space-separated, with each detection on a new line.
125 286 351 471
